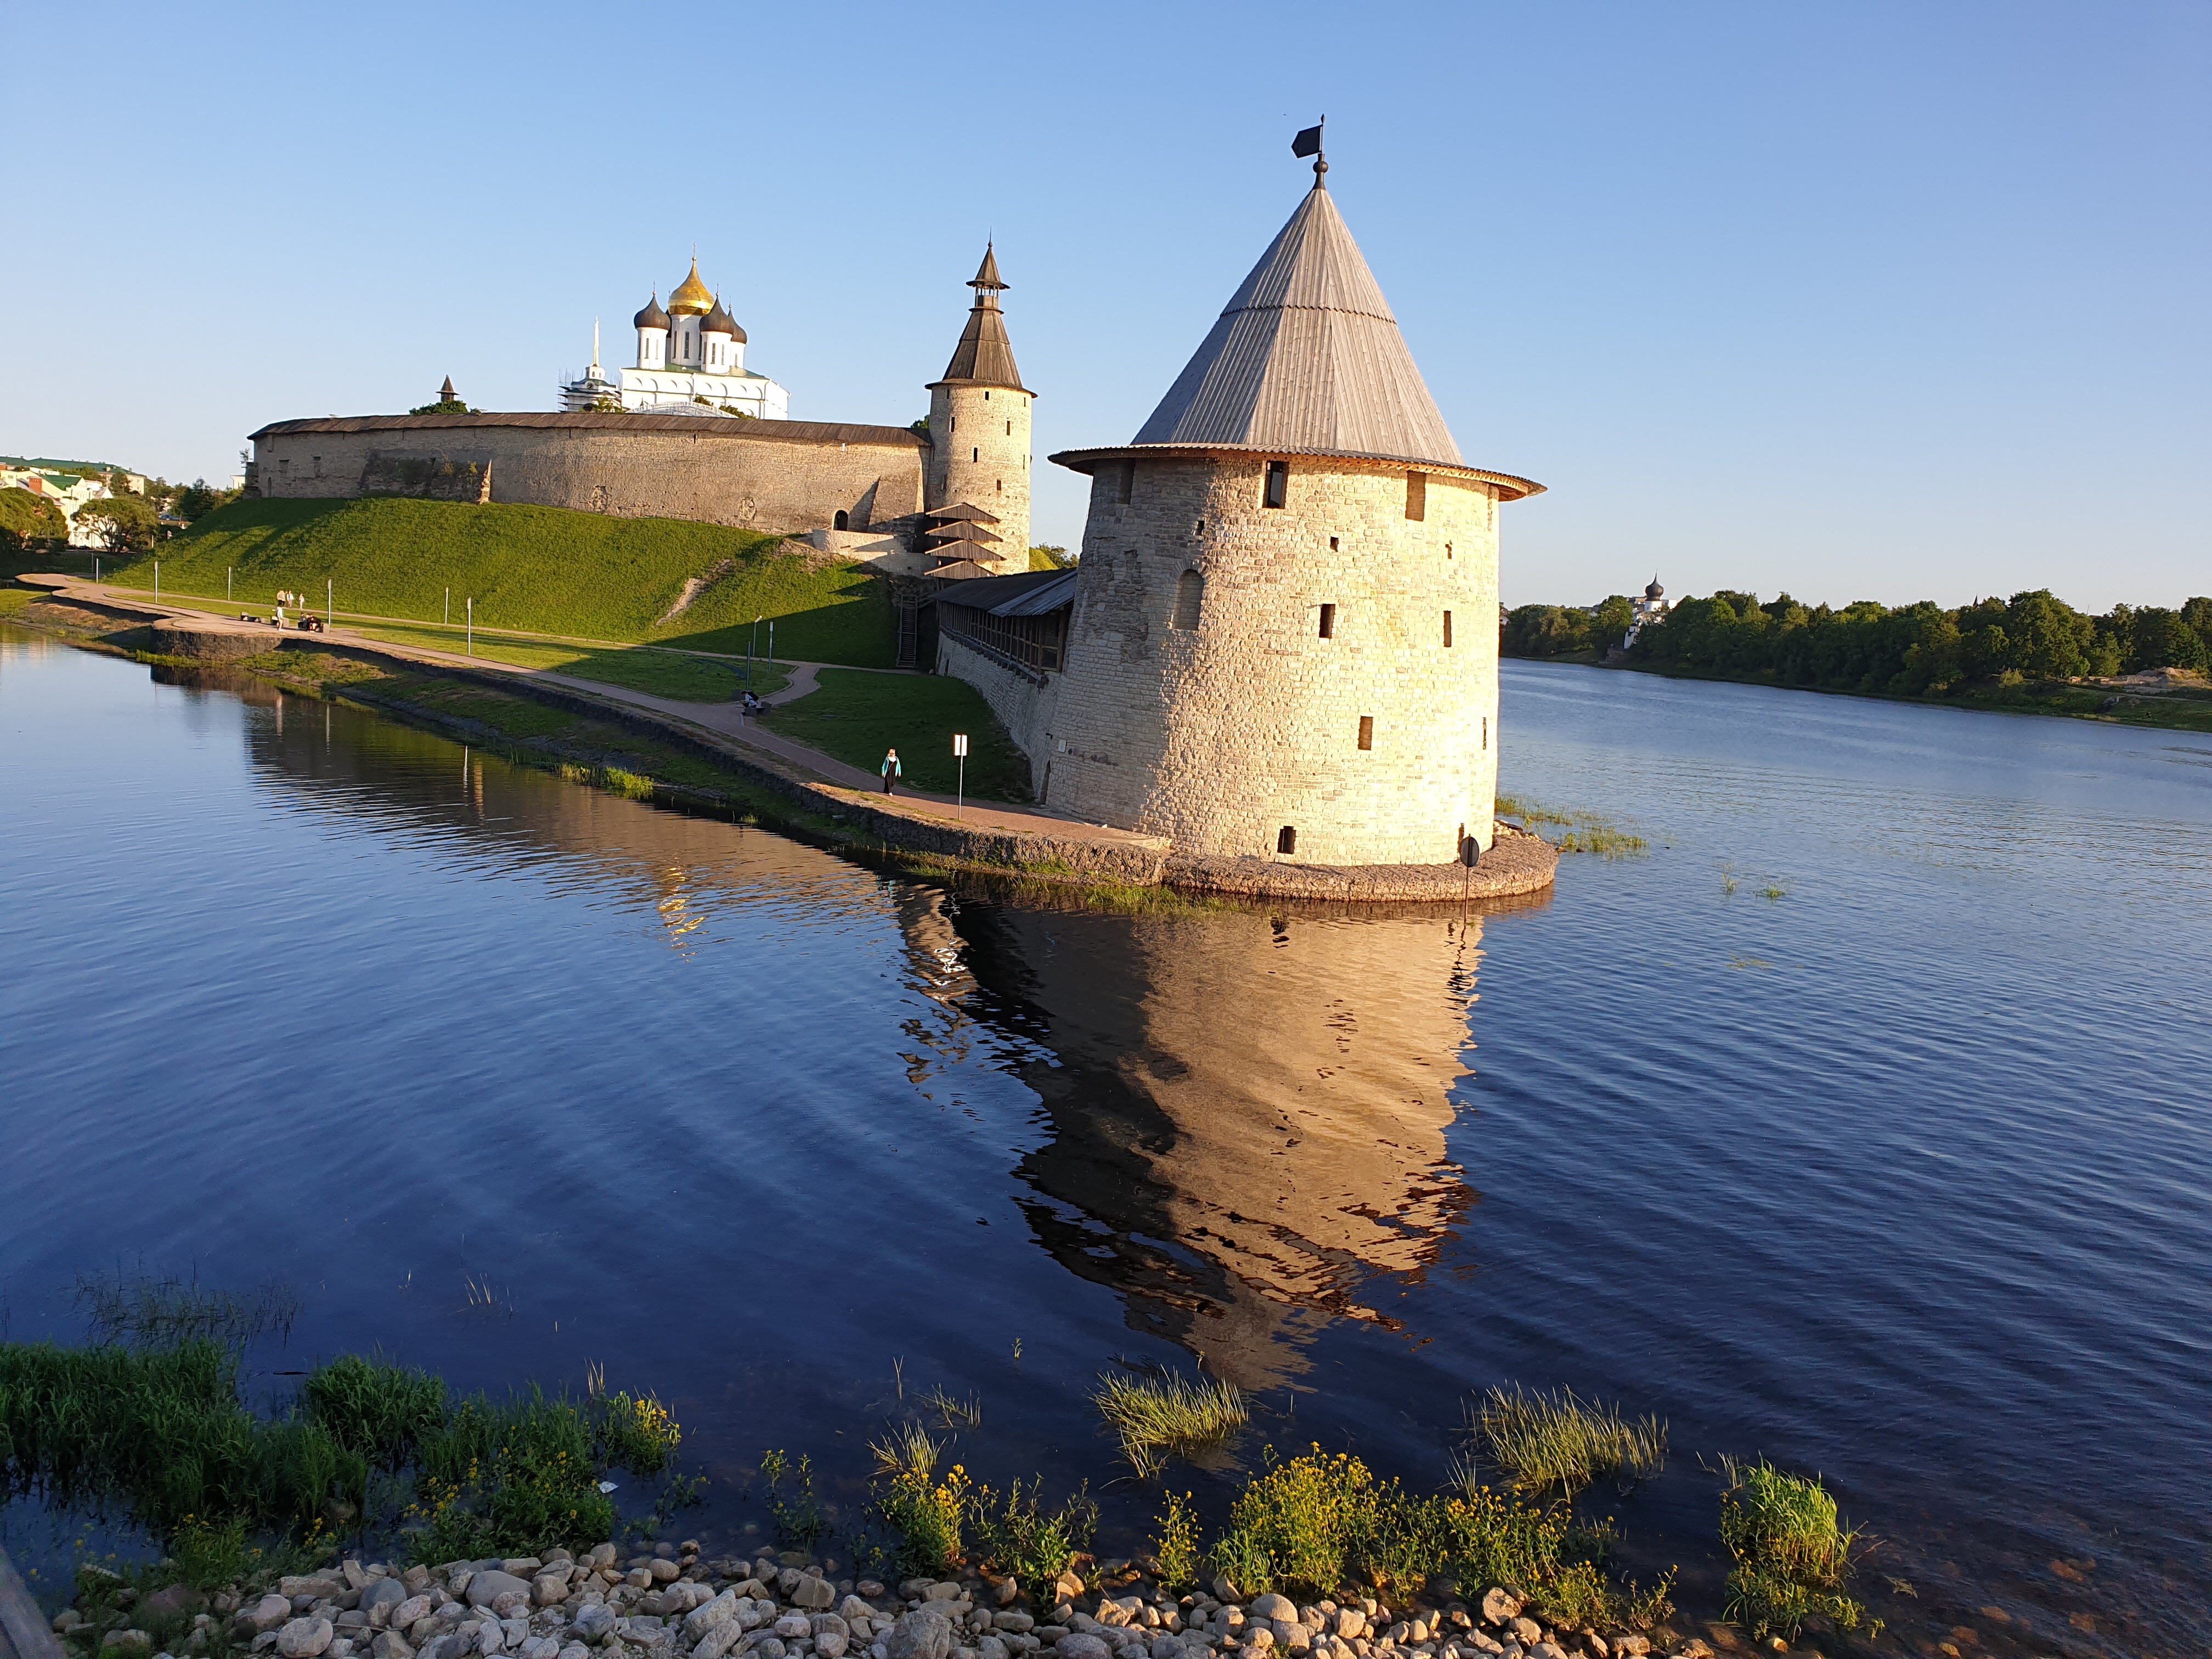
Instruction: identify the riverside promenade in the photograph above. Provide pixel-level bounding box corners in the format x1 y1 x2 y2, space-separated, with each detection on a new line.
14 577 1556 903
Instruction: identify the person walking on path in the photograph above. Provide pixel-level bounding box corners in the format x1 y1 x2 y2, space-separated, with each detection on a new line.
881 748 902 795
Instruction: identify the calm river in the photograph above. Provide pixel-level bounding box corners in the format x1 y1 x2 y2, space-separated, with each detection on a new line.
1 629 2206 1657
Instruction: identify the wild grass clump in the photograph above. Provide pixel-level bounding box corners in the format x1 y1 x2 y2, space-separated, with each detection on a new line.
964 1475 1097 1585
0 1334 682 1561
761 1448 830 1548
73 1272 299 1349
1494 795 1649 859
1092 1369 1248 1477
1471 1385 1668 1495
1718 1458 1871 1641
1203 1446 1672 1629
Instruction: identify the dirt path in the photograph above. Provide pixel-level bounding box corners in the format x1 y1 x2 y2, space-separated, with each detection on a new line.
36 578 1157 850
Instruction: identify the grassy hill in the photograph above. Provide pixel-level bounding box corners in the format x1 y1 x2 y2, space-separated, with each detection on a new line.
105 497 898 666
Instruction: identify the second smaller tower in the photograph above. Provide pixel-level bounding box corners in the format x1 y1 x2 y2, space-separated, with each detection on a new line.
924 245 1034 572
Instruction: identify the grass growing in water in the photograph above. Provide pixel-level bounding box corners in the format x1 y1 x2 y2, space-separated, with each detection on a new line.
1092 1370 1248 1477
1718 1458 1871 1640
1471 1385 1668 1495
0 1337 683 1560
1494 794 1649 859
1204 1446 1673 1629
73 1271 299 1350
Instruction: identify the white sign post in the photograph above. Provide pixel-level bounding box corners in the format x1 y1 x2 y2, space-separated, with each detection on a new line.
952 732 969 819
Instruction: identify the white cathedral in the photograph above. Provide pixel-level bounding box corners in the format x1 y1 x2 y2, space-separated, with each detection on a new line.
559 258 791 419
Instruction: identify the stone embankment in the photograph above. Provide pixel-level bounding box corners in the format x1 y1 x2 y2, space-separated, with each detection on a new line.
56 1545 1689 1659
9 580 1557 906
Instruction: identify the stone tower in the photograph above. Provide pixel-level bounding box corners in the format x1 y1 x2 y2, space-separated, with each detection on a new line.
1040 162 1543 867
924 245 1034 572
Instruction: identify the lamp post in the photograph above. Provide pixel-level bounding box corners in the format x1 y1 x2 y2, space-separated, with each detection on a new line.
748 614 760 682
467 597 473 656
953 732 968 820
326 578 332 627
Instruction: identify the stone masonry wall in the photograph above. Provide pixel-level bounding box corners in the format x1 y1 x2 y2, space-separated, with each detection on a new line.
935 631 1059 796
253 420 924 535
1043 454 1502 866
925 383 1032 570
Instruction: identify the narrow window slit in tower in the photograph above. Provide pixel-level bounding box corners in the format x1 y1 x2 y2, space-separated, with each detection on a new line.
1483 715 1489 751
1358 715 1374 751
1318 603 1336 639
1329 536 1339 551
1263 460 1288 509
1406 471 1427 521
1446 542 1453 560
1172 569 1204 630
1118 460 1135 503
973 447 979 463
1277 826 1297 856
1442 611 1453 647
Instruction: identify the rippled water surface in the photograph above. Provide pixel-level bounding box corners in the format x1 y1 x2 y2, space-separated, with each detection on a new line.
2 631 2207 1655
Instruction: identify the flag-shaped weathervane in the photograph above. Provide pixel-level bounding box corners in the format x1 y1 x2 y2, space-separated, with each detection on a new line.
1292 118 1324 159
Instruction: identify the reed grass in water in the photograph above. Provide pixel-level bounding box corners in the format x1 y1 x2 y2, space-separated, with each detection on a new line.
1093 1370 1247 1477
1718 1457 1871 1640
1470 1384 1668 1494
1493 795 1649 859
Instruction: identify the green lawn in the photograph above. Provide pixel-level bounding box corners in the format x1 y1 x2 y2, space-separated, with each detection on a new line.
345 622 791 702
101 496 898 665
759 669 1031 799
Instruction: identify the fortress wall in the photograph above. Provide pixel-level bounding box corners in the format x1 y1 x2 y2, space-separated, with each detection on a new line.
252 420 925 535
935 632 1059 794
1043 454 1500 866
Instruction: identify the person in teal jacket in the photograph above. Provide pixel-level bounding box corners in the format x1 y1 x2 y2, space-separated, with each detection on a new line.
880 748 902 795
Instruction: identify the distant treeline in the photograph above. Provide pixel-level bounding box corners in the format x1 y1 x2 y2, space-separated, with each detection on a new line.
1504 589 2212 692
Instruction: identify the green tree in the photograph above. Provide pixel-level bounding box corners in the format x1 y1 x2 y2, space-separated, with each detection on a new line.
0 487 69 551
1590 594 1635 642
176 479 223 522
76 493 160 554
1030 545 1075 570
2125 607 2208 672
2004 589 2091 680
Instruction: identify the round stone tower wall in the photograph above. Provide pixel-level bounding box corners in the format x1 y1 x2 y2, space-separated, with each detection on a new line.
1041 453 1501 866
926 381 1033 571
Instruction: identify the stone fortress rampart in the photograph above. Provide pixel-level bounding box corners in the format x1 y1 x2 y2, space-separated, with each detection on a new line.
247 248 1038 571
248 412 929 539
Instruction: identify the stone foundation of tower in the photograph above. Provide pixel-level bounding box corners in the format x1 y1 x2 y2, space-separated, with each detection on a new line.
1041 453 1502 867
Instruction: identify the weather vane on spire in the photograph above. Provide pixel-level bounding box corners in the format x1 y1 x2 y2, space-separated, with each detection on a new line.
1292 116 1326 187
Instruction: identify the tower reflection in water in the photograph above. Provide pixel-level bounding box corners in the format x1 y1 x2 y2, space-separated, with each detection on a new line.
950 899 1515 1391
217 662 1522 1395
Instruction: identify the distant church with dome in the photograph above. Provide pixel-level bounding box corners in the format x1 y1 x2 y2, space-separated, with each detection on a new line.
559 257 790 420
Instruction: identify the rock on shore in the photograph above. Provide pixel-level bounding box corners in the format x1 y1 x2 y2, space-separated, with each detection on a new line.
59 1539 1685 1659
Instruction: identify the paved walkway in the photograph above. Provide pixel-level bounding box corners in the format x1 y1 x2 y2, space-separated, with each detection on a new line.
33 578 1160 850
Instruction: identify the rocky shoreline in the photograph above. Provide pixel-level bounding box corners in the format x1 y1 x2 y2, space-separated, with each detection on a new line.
61 1547 1697 1659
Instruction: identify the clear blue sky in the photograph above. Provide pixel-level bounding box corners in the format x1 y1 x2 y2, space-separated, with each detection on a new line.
5 2 2205 610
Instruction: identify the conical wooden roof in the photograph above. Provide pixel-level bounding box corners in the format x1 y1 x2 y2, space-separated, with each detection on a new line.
933 243 1027 392
1131 183 1462 468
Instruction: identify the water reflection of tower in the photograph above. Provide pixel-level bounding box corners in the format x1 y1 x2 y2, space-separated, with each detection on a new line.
954 901 1500 1391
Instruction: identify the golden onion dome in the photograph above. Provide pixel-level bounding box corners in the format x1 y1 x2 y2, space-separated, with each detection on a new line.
668 258 714 315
